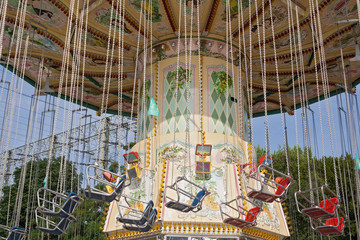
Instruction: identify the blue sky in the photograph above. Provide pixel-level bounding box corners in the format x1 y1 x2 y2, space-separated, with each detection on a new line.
0 65 359 158
252 91 360 158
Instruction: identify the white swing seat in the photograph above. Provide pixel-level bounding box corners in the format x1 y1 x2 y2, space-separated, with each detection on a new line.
246 164 293 203
85 165 127 202
220 196 262 228
0 225 25 240
295 185 339 219
36 188 83 220
117 199 154 225
165 177 210 213
123 209 158 233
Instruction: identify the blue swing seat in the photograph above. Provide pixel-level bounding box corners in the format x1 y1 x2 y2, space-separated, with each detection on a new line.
37 218 72 235
85 175 126 202
117 201 154 225
7 227 25 240
123 209 158 232
37 192 81 220
166 189 207 212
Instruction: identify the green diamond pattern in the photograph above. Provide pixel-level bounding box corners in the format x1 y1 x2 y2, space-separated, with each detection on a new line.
165 110 173 120
220 112 226 124
228 114 234 127
208 69 236 136
211 111 219 121
220 94 226 105
162 68 194 134
211 90 218 103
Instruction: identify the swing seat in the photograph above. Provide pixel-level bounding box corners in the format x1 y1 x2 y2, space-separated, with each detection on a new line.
37 192 82 220
37 218 72 235
117 200 154 225
301 197 338 219
4 227 25 240
103 172 115 182
166 189 207 212
223 207 261 228
123 209 158 232
316 217 344 236
85 175 126 202
248 177 291 203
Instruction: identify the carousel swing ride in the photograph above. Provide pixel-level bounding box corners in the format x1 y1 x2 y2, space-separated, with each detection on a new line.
0 0 360 238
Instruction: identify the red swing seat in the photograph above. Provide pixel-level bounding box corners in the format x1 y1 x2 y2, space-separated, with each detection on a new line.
248 177 291 203
223 207 261 228
302 197 338 219
316 217 344 236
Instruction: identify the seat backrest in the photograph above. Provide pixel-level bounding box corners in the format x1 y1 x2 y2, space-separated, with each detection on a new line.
325 217 344 231
114 175 126 194
144 200 154 215
191 189 206 207
62 192 80 214
244 207 260 223
275 177 291 195
57 218 71 231
149 209 158 224
318 197 338 214
117 175 126 186
8 227 25 240
103 172 115 182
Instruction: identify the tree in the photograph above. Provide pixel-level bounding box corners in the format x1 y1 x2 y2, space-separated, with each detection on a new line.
0 157 106 239
255 145 358 239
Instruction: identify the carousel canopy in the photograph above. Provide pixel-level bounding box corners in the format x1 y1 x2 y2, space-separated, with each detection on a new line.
1 0 359 116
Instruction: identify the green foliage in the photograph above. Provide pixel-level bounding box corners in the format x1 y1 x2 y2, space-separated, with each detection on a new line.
168 66 192 92
214 70 233 95
120 141 136 151
0 157 105 239
255 145 358 239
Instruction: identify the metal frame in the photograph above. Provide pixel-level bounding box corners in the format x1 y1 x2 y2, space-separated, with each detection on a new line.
35 209 73 235
295 185 341 219
165 176 210 213
245 164 294 203
117 195 155 225
220 195 262 228
123 152 140 164
0 225 25 240
195 160 211 174
36 187 83 220
309 209 346 236
195 144 212 156
85 164 128 202
126 164 140 181
123 208 158 232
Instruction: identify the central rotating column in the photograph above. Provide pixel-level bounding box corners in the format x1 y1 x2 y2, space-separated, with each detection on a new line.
104 39 289 240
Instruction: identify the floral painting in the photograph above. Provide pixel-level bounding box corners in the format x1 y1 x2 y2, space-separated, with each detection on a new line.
220 147 241 163
128 0 162 23
221 0 250 21
95 8 132 33
158 145 186 163
167 66 192 92
7 0 67 27
212 70 233 95
3 25 60 53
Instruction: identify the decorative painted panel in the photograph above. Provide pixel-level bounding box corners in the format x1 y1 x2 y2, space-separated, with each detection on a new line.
162 63 195 135
207 65 236 136
138 74 153 140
